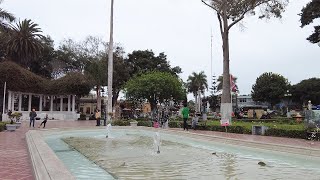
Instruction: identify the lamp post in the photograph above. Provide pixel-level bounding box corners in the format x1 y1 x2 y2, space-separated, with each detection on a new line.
284 90 292 117
107 0 114 123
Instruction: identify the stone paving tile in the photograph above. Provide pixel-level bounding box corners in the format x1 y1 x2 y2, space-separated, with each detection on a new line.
1 120 319 180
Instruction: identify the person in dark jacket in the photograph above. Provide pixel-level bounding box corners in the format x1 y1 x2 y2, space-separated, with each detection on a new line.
29 109 37 128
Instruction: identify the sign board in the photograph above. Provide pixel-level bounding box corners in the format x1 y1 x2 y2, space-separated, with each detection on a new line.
220 119 230 126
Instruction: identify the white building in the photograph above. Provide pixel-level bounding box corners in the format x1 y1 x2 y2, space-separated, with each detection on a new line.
2 90 79 121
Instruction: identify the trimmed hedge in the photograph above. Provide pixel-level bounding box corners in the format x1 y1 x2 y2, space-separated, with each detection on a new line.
265 128 306 139
0 122 6 132
109 119 313 140
137 121 152 127
112 120 130 126
0 122 10 132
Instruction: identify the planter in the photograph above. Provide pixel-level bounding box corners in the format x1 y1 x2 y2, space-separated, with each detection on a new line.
130 121 138 127
6 124 16 131
15 122 22 129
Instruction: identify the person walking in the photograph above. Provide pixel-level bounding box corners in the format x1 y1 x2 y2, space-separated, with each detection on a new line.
95 109 101 126
29 108 37 128
182 103 190 131
39 114 48 128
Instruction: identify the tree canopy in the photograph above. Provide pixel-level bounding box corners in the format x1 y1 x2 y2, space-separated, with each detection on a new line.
125 71 186 110
0 61 91 96
300 0 320 44
251 72 289 106
6 19 45 67
291 78 320 105
127 50 182 76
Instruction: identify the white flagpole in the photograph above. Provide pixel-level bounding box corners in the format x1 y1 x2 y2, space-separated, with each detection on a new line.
3 81 6 114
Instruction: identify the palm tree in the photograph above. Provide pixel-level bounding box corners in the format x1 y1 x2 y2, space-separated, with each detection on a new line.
6 19 44 67
216 74 238 93
0 0 15 31
187 71 208 112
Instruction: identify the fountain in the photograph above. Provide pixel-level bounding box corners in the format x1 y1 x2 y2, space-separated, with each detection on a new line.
154 131 161 154
45 129 320 179
106 123 112 138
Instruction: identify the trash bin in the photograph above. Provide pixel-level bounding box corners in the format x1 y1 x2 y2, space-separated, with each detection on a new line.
252 125 268 135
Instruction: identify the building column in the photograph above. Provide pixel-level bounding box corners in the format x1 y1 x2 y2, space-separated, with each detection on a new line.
50 96 53 112
18 93 22 111
72 95 76 112
39 95 43 112
11 92 15 111
43 96 46 109
60 96 63 112
67 95 70 112
7 91 12 111
28 94 32 112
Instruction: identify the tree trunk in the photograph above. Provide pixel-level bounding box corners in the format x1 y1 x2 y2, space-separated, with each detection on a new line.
112 90 119 107
220 11 232 122
107 0 114 121
96 85 101 111
195 93 198 112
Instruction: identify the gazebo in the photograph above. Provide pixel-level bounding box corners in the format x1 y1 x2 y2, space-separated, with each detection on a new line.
4 90 77 120
0 61 92 121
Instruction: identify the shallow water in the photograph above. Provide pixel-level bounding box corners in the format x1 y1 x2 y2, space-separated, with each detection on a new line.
60 130 320 180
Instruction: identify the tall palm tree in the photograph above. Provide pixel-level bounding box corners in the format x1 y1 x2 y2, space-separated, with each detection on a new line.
6 19 44 67
0 0 15 31
187 71 208 112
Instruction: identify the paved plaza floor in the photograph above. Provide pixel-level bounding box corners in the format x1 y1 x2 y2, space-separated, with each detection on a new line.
0 120 319 180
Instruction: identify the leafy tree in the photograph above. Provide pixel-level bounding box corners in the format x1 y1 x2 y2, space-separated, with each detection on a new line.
127 50 182 76
0 0 15 31
112 55 132 107
58 36 131 110
29 36 56 78
186 71 208 111
300 0 320 44
85 59 107 111
252 72 289 107
0 0 15 59
6 19 45 67
291 78 320 105
55 38 94 74
125 71 186 110
201 0 288 118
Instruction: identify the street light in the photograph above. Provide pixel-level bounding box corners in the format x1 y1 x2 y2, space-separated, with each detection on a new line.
284 90 292 117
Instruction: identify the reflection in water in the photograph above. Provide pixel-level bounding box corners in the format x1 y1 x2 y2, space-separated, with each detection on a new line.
63 134 320 180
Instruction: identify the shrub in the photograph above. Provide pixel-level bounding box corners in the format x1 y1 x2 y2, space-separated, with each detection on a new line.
0 122 7 132
168 121 182 128
137 121 152 127
112 120 130 126
265 128 306 139
78 113 86 120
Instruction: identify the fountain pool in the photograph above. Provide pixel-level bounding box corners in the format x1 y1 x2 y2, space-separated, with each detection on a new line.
44 128 320 180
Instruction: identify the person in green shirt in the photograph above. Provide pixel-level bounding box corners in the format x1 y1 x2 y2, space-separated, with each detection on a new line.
181 103 189 131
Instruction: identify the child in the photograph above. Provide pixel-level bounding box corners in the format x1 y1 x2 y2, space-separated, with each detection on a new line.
192 113 199 130
39 114 48 128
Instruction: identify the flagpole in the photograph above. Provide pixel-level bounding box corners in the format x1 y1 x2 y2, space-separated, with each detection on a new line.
3 81 6 114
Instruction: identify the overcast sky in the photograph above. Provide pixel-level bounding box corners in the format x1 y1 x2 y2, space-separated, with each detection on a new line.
2 0 320 98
